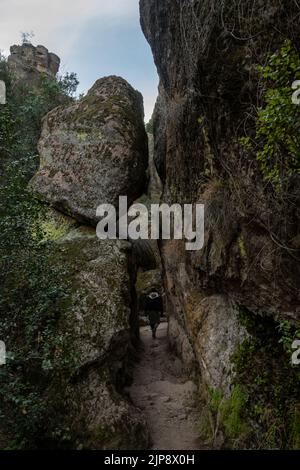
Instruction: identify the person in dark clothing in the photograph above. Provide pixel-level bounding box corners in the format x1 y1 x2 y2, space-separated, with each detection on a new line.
146 292 162 339
148 310 161 339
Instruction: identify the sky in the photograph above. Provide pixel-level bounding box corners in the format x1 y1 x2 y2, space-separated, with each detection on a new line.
0 0 158 121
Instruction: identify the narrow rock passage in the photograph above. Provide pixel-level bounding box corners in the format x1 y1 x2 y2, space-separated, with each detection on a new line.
130 323 203 450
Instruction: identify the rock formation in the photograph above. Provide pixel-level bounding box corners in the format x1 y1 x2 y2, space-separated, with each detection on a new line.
40 215 149 449
147 133 163 203
140 0 300 448
26 76 149 448
31 76 148 224
7 43 60 84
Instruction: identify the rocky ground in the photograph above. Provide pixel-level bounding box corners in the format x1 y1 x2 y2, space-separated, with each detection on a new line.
130 323 205 450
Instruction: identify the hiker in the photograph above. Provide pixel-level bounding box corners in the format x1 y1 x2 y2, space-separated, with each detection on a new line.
146 291 162 339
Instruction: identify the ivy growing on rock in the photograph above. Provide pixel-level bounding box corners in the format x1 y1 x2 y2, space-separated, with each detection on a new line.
241 40 300 188
0 57 78 448
0 157 74 448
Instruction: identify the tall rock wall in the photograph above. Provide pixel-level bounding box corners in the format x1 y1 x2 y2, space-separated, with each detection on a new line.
140 0 300 449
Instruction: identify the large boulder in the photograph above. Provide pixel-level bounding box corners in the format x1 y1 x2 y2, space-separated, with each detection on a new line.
30 76 148 224
39 218 149 449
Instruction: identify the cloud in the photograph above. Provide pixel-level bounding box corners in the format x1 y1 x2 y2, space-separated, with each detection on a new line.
0 0 138 56
0 0 158 120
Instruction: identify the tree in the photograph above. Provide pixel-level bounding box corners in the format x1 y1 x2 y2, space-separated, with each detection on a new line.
0 56 79 447
20 31 35 45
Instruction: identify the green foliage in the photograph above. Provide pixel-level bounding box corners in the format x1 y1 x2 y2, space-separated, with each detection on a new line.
229 308 300 449
57 72 79 98
206 386 249 445
255 40 300 186
209 388 222 413
220 386 250 440
0 158 72 447
239 136 252 151
289 405 300 449
0 53 79 173
0 57 78 447
277 320 300 354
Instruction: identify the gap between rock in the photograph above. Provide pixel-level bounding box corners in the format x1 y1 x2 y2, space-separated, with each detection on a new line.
129 322 206 450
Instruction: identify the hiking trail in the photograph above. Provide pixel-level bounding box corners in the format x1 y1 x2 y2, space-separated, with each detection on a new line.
130 322 204 450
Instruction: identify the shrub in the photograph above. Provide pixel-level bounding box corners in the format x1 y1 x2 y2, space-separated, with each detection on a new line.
255 40 300 187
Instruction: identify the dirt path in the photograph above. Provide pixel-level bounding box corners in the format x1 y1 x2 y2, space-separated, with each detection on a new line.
130 322 203 450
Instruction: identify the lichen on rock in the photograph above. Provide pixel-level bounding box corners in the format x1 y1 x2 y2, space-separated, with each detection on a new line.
30 76 148 224
33 220 149 449
140 0 300 449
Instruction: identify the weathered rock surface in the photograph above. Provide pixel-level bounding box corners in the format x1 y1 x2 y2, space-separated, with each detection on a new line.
136 268 163 315
136 269 162 298
7 43 60 84
140 0 300 319
23 74 150 449
30 76 148 224
147 133 163 203
40 217 149 449
140 0 300 448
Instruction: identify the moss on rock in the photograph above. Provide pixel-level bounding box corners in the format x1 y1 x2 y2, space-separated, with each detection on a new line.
10 215 149 449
